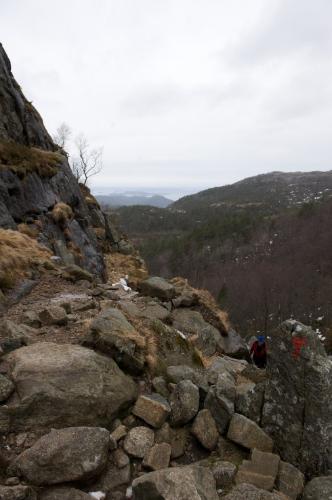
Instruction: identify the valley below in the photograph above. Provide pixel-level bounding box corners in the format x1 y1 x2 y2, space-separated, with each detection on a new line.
112 172 332 351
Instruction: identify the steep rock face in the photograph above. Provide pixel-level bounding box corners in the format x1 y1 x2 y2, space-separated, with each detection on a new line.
262 320 332 477
0 43 54 149
0 160 107 275
0 43 117 276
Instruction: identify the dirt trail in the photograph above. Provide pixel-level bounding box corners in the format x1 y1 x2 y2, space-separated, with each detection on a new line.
4 275 101 345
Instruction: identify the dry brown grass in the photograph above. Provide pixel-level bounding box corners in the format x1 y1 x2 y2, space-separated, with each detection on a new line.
79 183 99 208
67 241 83 260
93 227 106 240
0 229 52 290
105 252 148 287
171 276 230 334
120 313 158 373
17 223 39 239
52 202 73 225
0 141 63 178
195 287 231 333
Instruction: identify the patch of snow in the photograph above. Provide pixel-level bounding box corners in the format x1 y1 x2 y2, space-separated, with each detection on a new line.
295 324 303 333
89 493 106 500
176 329 187 340
317 316 324 322
126 486 133 498
112 277 131 292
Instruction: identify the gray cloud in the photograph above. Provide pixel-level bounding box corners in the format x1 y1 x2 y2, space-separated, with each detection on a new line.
1 0 332 195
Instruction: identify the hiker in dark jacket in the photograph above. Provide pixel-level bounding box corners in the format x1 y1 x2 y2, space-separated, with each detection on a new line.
250 335 267 369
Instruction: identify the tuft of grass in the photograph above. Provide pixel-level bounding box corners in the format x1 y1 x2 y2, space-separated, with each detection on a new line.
17 223 40 239
171 276 230 334
123 314 159 373
93 227 106 239
0 141 64 178
0 229 52 290
79 183 100 208
52 202 73 225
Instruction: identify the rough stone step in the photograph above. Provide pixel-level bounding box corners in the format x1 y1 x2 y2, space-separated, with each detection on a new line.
236 449 280 492
227 413 273 452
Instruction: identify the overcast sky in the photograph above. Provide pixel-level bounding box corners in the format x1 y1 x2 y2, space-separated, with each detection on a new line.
2 0 332 196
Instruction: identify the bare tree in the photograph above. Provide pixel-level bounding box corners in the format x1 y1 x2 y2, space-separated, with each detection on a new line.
71 133 103 186
52 122 71 149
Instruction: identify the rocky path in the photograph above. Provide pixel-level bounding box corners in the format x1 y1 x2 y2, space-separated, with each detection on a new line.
0 264 331 499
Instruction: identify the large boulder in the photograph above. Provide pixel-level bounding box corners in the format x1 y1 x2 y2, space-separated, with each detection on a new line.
0 485 37 500
0 342 137 432
39 488 91 500
227 414 273 452
132 465 219 500
204 372 236 434
83 308 145 373
223 483 287 499
303 476 332 500
143 443 172 471
140 276 176 300
89 460 131 496
11 427 110 485
169 380 199 426
123 426 154 458
171 309 222 356
133 394 171 428
235 382 265 426
155 422 188 459
39 306 67 326
207 356 248 384
145 320 205 372
262 320 332 476
191 409 219 450
198 459 237 488
219 328 249 359
276 460 304 499
236 449 280 491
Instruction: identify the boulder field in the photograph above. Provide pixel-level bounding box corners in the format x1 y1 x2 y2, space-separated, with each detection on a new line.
0 270 330 499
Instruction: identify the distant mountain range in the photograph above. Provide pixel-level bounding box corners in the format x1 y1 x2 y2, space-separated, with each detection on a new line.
96 192 172 208
171 170 332 212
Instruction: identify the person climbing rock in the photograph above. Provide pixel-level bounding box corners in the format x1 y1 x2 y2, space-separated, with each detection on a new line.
250 335 267 369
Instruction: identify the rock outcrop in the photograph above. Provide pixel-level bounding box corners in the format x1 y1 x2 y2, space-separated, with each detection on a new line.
0 43 120 278
262 320 332 476
132 465 219 500
0 44 54 149
11 427 110 485
0 342 137 432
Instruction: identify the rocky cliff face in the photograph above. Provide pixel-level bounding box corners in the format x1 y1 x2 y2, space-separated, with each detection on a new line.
0 43 118 277
262 320 332 477
0 43 54 149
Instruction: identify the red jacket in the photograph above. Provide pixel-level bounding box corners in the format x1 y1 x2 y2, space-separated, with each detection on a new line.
250 341 267 358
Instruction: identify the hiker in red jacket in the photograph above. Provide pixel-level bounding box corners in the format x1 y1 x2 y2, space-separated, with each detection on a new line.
250 335 267 369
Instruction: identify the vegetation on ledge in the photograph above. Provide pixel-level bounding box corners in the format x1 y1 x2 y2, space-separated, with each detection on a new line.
0 141 64 178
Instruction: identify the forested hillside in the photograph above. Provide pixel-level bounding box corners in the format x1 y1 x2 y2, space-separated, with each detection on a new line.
113 172 332 348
